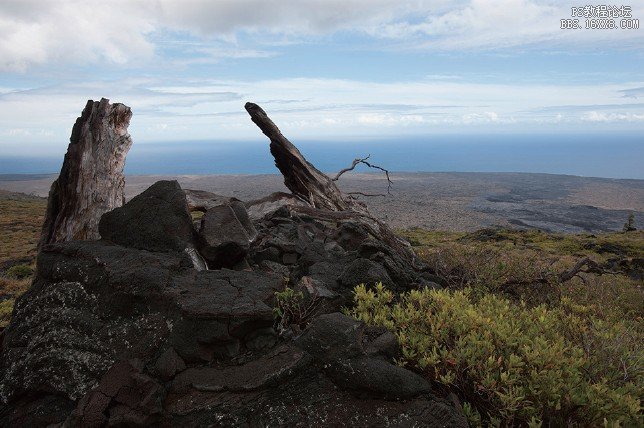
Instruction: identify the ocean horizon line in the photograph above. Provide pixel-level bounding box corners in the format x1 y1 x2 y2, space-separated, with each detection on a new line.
1 133 642 180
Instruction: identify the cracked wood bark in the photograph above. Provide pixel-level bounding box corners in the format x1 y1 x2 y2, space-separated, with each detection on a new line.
245 102 369 215
39 98 133 247
244 102 419 266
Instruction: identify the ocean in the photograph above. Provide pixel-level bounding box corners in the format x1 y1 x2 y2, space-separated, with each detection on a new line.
1 133 642 179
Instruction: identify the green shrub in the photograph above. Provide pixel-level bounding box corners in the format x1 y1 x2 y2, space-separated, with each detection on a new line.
5 264 33 279
348 283 642 427
273 286 318 333
0 298 14 328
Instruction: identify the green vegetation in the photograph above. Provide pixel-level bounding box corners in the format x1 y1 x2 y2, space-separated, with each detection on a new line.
400 227 644 313
349 284 641 426
273 284 319 332
347 228 644 426
191 210 205 222
0 193 45 328
6 264 34 279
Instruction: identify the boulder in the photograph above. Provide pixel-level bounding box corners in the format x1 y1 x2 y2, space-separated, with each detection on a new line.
170 345 310 394
326 356 432 399
154 348 186 382
197 200 257 269
296 313 432 399
184 189 234 212
338 257 394 289
99 180 196 253
295 313 365 361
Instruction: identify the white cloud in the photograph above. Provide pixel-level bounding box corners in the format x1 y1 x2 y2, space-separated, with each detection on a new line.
357 113 425 125
0 0 156 72
1 0 642 72
377 0 644 49
1 76 642 156
462 111 504 124
157 0 415 36
0 0 416 71
581 111 644 122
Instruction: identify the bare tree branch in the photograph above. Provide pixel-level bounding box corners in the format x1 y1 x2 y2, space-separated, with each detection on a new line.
332 154 393 194
558 257 623 283
333 155 371 181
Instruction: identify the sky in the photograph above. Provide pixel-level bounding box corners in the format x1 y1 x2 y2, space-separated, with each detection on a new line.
0 0 643 159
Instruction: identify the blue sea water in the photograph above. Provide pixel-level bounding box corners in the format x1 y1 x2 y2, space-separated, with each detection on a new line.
1 133 642 179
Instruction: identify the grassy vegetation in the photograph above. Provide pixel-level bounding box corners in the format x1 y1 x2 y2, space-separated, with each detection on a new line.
399 227 644 314
347 228 643 426
0 192 46 328
349 284 641 426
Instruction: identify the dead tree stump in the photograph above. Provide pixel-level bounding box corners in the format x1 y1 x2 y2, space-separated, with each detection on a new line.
245 102 370 215
39 98 133 247
244 102 419 267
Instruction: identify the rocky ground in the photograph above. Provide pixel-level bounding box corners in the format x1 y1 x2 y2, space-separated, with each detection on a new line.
0 180 466 427
2 172 642 233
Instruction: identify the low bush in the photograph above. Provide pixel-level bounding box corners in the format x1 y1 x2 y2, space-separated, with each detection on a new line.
0 298 14 329
6 264 33 279
273 285 319 333
348 283 642 427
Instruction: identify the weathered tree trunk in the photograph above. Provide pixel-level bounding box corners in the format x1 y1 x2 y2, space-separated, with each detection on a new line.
245 102 369 215
245 102 419 267
39 98 133 247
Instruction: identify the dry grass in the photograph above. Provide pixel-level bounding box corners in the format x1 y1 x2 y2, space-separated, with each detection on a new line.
0 193 46 266
399 226 643 324
0 192 46 328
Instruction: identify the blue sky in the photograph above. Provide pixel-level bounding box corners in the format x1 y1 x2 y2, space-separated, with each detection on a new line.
1 0 643 158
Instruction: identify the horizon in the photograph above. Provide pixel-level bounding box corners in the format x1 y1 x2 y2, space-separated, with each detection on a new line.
1 1 643 177
1 132 642 180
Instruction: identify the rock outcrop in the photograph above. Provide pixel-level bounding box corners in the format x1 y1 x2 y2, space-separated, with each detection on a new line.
0 103 465 427
198 199 257 269
39 98 133 247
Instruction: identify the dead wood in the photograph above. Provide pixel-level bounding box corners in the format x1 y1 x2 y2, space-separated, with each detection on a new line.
244 102 420 267
333 154 393 194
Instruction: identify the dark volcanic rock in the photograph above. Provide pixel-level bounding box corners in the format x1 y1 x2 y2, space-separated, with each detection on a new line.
99 180 196 253
154 348 187 382
171 345 310 394
339 258 394 289
39 98 133 247
198 200 257 269
327 356 432 398
0 240 282 405
295 313 365 360
297 313 431 399
247 207 430 312
245 191 308 221
184 188 234 211
66 359 165 427
0 200 464 427
0 102 463 426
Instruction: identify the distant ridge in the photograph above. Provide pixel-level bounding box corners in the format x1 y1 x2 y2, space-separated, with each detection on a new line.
0 174 56 181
